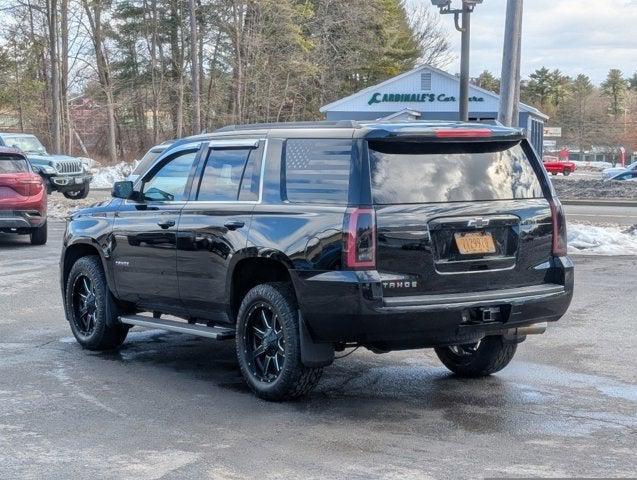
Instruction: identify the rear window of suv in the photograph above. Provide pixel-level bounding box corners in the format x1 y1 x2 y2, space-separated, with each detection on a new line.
369 140 543 204
0 155 29 173
283 139 353 204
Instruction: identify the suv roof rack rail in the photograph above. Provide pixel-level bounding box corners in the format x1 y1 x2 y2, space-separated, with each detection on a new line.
215 120 360 132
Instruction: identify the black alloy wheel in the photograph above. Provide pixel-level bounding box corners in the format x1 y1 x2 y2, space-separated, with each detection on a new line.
243 302 286 383
235 282 323 400
72 274 98 337
434 335 517 377
65 255 129 350
446 341 481 362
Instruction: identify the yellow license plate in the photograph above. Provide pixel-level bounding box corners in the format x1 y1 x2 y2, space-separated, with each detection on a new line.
454 231 496 255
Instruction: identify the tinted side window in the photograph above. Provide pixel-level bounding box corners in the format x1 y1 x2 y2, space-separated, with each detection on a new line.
197 148 252 201
283 139 352 204
143 150 197 202
238 148 262 201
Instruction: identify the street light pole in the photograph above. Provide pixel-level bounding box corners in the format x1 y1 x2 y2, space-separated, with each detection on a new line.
431 1 482 122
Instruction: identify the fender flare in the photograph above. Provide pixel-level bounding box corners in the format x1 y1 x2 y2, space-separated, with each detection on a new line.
224 247 296 301
62 236 117 296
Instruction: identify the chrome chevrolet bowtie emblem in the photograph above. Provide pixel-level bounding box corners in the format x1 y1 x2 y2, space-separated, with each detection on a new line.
467 217 490 228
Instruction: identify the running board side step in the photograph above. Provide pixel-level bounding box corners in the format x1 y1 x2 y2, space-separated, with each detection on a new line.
119 315 235 340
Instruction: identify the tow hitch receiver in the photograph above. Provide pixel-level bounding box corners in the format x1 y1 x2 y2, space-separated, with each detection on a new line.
462 306 508 324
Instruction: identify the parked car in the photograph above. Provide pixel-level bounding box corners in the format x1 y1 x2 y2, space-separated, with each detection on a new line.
0 133 93 199
605 170 637 181
126 140 176 183
601 161 637 179
60 121 573 400
0 147 47 244
542 155 576 176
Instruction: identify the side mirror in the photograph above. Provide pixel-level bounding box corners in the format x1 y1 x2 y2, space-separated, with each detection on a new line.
112 180 137 200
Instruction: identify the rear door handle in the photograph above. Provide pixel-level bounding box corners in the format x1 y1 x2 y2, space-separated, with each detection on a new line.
224 220 245 231
157 219 176 229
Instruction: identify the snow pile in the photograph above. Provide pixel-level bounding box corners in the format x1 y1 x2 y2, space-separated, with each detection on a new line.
90 161 138 188
47 196 94 219
571 160 614 171
568 223 637 255
552 177 637 199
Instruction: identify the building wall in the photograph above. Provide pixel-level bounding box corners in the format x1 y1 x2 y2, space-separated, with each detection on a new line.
321 67 546 154
325 111 501 121
325 69 501 115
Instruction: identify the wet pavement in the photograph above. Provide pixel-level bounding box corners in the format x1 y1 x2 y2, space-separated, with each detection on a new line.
1 222 636 479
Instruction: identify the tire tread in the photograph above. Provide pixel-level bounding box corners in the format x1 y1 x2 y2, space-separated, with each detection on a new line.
65 255 128 350
236 282 323 401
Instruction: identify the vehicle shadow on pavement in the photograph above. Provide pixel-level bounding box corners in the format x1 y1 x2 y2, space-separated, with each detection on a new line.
84 328 523 425
92 329 250 390
60 330 637 440
0 233 38 249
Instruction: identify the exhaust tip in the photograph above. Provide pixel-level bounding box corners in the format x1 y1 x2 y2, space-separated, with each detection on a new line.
514 322 548 336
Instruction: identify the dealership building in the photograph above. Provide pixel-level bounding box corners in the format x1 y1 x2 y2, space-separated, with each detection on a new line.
320 65 547 153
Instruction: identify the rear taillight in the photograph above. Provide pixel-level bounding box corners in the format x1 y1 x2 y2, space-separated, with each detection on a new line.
550 199 567 256
343 207 376 269
18 177 43 196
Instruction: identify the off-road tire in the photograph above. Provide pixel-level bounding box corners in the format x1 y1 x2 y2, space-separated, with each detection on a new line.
563 169 571 176
65 255 129 350
63 182 90 200
434 335 517 377
30 221 47 245
236 282 323 401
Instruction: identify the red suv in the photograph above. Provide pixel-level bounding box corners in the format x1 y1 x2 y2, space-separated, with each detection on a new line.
0 147 47 245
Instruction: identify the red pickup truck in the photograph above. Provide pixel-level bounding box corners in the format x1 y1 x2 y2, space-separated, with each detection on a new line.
543 156 576 176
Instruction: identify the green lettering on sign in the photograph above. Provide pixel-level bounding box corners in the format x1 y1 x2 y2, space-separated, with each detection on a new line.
367 92 484 105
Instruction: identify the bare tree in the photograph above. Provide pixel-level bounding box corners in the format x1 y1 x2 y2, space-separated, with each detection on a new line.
60 0 70 152
408 4 452 68
82 0 118 163
47 0 61 153
189 0 201 133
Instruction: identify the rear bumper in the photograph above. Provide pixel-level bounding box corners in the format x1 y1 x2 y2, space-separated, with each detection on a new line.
0 210 46 230
292 256 574 349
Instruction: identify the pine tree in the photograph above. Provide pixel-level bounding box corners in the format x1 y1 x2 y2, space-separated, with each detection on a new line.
601 69 628 116
474 71 500 94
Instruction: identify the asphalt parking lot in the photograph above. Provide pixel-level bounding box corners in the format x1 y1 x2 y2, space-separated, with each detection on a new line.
1 221 636 479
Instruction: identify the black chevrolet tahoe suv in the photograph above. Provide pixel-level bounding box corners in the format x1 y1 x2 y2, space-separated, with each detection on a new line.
60 121 573 400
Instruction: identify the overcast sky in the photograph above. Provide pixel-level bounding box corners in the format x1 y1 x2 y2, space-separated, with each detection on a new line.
431 0 637 84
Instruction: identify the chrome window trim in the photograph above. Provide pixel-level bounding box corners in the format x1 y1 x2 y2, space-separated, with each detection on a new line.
188 138 268 206
125 138 268 207
133 142 204 191
208 139 260 149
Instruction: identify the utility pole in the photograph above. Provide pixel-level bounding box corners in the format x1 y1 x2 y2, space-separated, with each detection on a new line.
498 0 523 127
458 7 471 121
511 30 521 127
431 1 483 122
